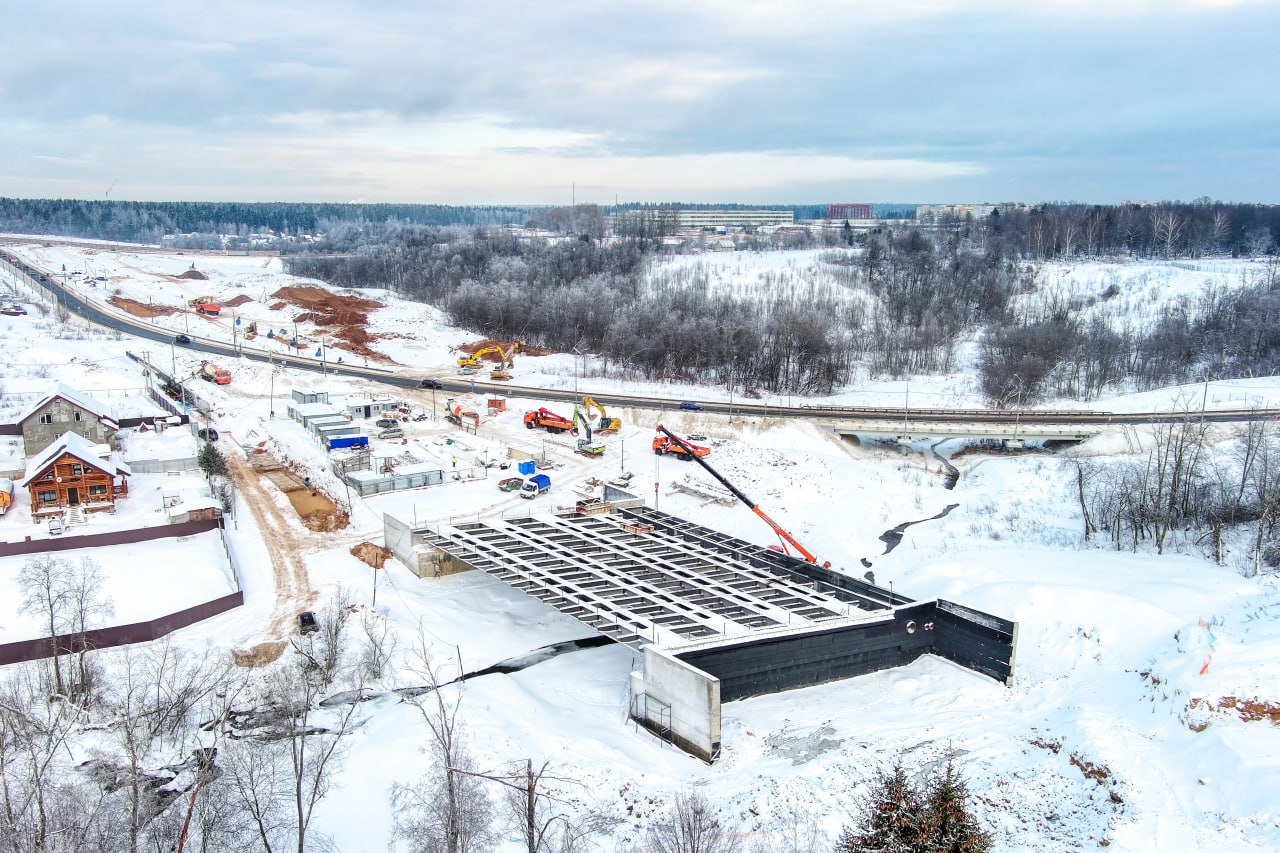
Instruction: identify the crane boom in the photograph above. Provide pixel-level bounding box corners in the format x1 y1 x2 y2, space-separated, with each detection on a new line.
654 424 823 565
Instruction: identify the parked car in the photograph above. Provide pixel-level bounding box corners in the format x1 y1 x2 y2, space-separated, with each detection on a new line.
375 417 399 429
197 427 219 442
297 611 319 635
174 334 191 345
679 401 703 411
378 427 405 440
419 378 443 389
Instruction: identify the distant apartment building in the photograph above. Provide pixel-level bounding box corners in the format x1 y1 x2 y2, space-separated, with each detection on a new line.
915 203 1002 223
827 203 873 221
676 209 795 230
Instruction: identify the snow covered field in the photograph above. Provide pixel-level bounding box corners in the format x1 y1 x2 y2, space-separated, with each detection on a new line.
1 239 1279 851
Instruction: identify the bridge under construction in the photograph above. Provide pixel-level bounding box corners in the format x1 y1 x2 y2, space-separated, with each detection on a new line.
386 500 1017 762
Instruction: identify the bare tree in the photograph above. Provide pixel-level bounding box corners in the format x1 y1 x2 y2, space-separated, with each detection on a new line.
389 631 496 853
220 657 358 853
302 587 353 689
494 759 597 853
64 557 113 706
750 802 830 853
1151 208 1184 258
1143 408 1210 554
646 790 743 853
0 666 111 852
356 609 397 682
17 555 111 703
17 554 74 697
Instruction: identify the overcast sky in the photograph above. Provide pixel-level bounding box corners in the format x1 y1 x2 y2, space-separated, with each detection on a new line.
2 1 1277 206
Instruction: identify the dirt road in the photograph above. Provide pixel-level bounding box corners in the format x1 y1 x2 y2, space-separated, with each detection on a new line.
225 448 315 661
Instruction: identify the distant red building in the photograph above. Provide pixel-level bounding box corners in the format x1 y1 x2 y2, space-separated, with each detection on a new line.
827 203 873 221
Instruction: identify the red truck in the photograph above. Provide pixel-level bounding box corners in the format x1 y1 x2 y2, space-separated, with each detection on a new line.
523 407 573 433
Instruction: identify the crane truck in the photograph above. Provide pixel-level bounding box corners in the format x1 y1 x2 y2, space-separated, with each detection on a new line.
652 430 710 459
523 407 573 433
654 424 828 566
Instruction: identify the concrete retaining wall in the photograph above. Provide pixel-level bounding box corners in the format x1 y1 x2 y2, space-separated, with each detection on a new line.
676 600 1017 703
631 646 721 762
677 603 938 702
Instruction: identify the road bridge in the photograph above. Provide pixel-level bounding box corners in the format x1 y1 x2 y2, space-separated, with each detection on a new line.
393 501 1016 762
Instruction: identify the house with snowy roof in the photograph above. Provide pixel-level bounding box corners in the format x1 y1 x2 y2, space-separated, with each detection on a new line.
18 432 131 519
15 383 120 456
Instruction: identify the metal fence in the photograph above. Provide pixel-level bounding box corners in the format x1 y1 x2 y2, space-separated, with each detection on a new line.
346 469 446 496
0 590 244 666
127 457 199 474
0 517 223 557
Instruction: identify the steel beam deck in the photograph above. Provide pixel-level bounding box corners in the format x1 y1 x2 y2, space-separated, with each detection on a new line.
415 505 903 652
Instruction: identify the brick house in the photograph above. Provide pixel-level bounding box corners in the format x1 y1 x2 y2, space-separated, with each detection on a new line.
18 432 131 519
16 383 120 456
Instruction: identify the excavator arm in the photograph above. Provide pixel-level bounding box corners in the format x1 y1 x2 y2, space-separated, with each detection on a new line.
655 424 823 565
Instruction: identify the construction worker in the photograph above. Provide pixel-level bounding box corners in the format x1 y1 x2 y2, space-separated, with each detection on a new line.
451 456 457 468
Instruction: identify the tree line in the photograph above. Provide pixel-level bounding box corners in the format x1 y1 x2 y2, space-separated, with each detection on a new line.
0 197 538 244
4 196 1278 400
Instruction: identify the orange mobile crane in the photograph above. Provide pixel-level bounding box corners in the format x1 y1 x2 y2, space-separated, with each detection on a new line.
654 424 829 567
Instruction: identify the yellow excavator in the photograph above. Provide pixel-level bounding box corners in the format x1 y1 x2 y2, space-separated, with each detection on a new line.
490 342 519 381
458 341 523 370
457 345 502 370
583 394 621 432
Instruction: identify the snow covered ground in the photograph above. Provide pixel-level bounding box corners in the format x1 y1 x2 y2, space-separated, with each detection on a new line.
1 239 1278 851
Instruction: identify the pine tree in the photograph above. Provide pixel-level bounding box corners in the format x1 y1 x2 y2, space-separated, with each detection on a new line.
197 441 228 479
918 757 992 853
836 759 992 853
835 763 923 853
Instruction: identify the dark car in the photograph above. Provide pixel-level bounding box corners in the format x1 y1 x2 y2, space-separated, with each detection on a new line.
679 401 703 411
375 417 399 429
419 378 443 389
197 427 220 442
175 334 191 345
297 611 319 635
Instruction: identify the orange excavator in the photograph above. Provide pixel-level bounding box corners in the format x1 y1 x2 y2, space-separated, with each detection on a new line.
654 424 828 567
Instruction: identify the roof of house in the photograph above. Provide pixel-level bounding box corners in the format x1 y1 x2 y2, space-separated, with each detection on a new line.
16 383 120 430
19 431 132 487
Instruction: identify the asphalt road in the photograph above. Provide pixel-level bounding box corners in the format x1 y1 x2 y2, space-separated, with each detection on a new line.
5 250 1279 428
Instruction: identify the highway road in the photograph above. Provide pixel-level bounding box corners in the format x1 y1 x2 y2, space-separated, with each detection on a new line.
4 249 1279 430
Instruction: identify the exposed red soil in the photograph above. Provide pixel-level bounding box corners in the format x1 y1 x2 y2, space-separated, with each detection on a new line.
110 296 180 318
1188 695 1280 725
459 338 555 359
267 285 389 361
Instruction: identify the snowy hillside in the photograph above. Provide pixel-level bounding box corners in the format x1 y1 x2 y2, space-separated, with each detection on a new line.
1 240 1278 852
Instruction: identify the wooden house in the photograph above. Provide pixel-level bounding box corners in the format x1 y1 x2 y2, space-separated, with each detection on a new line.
18 432 131 519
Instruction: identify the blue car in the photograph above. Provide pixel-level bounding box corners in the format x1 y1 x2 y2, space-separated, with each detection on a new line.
679 401 703 411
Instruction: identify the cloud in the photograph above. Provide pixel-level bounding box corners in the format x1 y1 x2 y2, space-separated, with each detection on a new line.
0 1 1277 202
